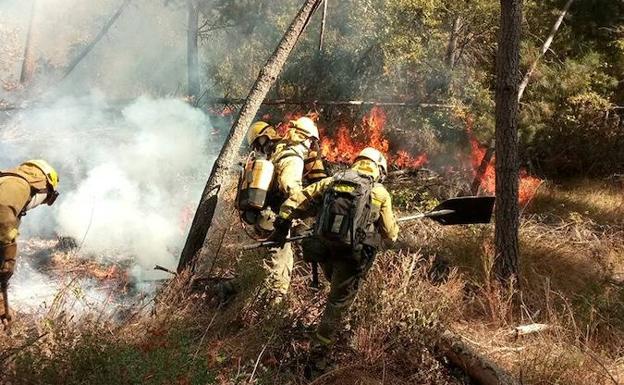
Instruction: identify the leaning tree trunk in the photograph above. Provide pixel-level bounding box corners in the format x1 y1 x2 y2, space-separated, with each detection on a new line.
517 0 573 102
20 0 38 84
187 0 201 100
178 0 322 272
494 0 522 282
62 0 132 79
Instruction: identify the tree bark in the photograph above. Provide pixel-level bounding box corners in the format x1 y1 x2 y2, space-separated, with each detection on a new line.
517 0 574 102
62 0 132 80
19 0 38 84
178 0 322 273
494 0 522 282
187 0 201 100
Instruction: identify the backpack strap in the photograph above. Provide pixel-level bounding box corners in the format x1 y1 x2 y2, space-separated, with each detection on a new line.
0 172 44 218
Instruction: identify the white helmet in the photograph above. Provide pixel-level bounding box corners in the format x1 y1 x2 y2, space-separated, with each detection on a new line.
356 147 388 175
289 117 319 140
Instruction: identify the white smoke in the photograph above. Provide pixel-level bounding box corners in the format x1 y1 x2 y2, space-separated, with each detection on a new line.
1 94 222 278
0 0 229 313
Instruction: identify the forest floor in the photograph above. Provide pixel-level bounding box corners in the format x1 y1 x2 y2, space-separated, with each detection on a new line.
1 177 623 385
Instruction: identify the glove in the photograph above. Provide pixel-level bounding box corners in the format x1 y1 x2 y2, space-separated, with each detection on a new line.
0 242 17 283
269 217 292 247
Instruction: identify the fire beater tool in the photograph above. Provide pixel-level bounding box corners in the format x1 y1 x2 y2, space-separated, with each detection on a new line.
242 196 495 250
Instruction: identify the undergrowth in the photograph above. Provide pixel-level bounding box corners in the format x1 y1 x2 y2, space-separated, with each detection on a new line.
1 179 623 384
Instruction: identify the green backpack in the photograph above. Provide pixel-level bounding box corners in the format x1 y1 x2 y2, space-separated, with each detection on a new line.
315 169 381 254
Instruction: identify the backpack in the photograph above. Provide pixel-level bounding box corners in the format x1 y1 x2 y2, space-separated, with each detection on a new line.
315 169 380 254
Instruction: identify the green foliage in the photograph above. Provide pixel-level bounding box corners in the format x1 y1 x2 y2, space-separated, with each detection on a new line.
196 0 624 177
522 52 624 176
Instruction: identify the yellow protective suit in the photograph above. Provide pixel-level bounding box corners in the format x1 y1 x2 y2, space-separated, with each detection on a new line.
0 163 48 319
278 159 399 345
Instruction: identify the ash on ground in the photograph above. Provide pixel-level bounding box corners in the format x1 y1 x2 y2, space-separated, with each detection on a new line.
9 236 166 319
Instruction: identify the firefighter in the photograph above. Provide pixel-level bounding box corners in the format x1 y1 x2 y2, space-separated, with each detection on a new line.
239 118 326 235
0 160 60 324
261 116 325 303
273 147 398 373
238 121 285 233
222 117 327 305
245 119 326 183
246 120 282 156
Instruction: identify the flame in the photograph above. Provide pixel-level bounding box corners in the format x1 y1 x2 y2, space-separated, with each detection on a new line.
319 107 428 169
467 126 541 204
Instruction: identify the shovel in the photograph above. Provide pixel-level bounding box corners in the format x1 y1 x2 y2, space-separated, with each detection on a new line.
242 196 495 250
397 195 495 225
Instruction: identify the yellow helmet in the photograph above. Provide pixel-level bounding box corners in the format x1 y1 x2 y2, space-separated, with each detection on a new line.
246 121 281 145
356 147 388 175
23 159 59 190
289 117 319 140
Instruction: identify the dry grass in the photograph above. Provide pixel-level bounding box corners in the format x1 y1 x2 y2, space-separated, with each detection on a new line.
2 179 624 384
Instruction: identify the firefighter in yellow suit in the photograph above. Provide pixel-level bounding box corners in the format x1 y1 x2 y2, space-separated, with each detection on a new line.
218 119 326 305
0 160 60 324
262 116 327 303
275 147 398 372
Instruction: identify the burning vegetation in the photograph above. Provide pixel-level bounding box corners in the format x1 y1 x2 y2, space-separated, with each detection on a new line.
1 0 623 384
320 107 429 169
466 125 542 204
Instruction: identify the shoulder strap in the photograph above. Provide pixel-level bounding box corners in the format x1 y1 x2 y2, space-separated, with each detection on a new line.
0 171 29 182
0 171 40 218
0 171 46 194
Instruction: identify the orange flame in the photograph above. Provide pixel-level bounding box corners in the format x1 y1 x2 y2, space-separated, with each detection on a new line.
320 107 428 169
467 127 541 204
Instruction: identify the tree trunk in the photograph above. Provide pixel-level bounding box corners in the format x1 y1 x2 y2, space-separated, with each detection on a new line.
517 0 574 102
19 0 38 84
446 15 462 70
62 0 132 79
178 0 322 273
187 0 201 100
494 0 522 282
318 0 328 51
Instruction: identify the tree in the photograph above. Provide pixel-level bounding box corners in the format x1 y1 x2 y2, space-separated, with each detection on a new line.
187 0 201 100
20 0 38 84
517 0 574 101
178 0 322 272
494 0 522 282
62 0 133 80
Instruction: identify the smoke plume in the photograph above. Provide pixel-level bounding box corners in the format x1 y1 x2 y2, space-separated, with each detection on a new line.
1 94 220 278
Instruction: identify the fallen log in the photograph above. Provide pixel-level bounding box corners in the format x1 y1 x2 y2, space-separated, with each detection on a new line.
435 329 520 385
206 97 455 109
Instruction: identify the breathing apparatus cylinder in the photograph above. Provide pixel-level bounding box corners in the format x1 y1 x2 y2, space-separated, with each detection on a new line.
237 153 274 221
